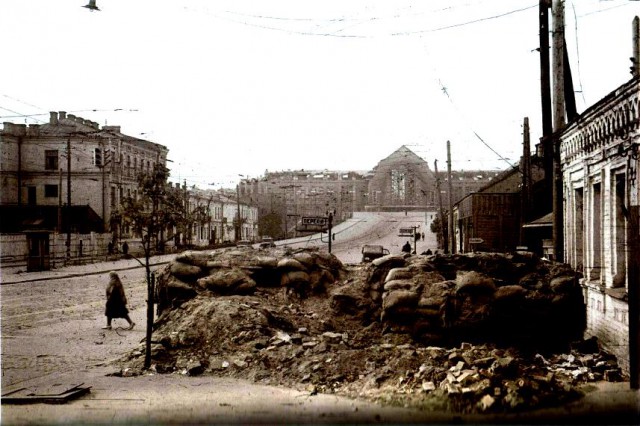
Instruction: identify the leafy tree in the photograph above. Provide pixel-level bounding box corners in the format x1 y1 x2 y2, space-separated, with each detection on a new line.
430 212 449 252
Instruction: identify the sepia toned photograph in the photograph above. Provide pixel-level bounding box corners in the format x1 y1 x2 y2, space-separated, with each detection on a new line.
1 0 639 424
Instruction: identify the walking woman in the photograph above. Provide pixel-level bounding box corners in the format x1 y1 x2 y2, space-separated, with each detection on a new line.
103 271 135 330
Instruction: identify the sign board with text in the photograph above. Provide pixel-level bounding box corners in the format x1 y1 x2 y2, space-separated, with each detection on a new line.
398 227 414 237
297 216 329 233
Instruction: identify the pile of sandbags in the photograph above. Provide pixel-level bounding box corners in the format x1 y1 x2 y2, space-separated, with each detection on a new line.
346 252 585 350
155 247 345 315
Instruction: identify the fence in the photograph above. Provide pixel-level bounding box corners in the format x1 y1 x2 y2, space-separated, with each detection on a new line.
1 232 116 270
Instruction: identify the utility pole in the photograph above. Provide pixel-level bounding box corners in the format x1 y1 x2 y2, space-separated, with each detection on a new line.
521 117 532 246
539 0 553 137
327 211 333 254
633 16 640 77
100 143 106 232
629 157 640 390
17 135 22 206
236 182 241 241
628 15 640 391
447 141 455 254
551 0 565 262
540 0 555 227
58 168 63 233
66 136 71 260
434 159 447 253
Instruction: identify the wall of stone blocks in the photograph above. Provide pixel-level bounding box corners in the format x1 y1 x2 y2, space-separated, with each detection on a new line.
584 286 630 374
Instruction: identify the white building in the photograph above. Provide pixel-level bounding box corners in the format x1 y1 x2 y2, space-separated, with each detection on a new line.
560 76 639 374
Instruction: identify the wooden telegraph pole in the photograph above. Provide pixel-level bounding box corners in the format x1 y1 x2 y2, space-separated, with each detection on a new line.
521 117 532 246
539 0 553 137
66 136 72 260
629 156 640 389
551 0 565 262
627 15 640 390
434 160 447 253
447 141 455 254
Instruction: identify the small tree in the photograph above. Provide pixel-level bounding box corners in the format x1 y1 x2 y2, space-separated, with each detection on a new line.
258 212 283 239
430 212 449 252
118 164 185 368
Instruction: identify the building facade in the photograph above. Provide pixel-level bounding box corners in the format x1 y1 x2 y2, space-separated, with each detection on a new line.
239 169 369 238
1 111 168 235
560 76 639 373
239 146 500 238
187 187 258 246
454 157 546 254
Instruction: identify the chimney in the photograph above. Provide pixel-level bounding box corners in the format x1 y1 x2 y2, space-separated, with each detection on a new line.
49 111 58 125
59 111 67 120
27 124 41 136
67 114 76 121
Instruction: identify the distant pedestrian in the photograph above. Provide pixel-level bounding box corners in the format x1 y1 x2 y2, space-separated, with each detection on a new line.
402 241 411 253
421 232 425 241
122 241 129 256
107 241 114 255
103 271 135 330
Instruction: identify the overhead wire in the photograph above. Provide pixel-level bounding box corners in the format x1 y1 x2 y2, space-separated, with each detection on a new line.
390 3 538 36
416 35 517 170
570 1 587 106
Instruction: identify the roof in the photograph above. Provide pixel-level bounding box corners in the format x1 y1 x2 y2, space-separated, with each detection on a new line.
523 212 553 228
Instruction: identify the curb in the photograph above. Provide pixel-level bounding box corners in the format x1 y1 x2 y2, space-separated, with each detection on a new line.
1 259 173 285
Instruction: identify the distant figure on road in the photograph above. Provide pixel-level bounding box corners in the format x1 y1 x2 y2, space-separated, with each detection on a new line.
107 241 114 255
401 241 411 253
421 232 425 241
122 241 129 256
103 271 135 330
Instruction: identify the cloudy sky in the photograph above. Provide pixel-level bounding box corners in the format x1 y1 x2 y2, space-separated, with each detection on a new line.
1 0 637 187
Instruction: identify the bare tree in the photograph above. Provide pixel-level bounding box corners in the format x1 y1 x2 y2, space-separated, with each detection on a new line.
118 164 185 368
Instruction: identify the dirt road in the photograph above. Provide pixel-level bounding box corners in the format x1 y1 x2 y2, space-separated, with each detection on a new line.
1 268 154 387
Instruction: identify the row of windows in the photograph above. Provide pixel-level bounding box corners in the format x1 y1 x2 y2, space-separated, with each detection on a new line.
44 149 156 173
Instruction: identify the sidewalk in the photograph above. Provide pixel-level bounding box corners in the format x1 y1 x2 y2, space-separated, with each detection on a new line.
0 253 178 285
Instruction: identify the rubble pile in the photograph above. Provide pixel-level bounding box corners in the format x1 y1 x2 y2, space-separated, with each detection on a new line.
117 248 624 414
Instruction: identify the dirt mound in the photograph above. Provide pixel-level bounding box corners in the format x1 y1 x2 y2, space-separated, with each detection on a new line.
117 248 623 414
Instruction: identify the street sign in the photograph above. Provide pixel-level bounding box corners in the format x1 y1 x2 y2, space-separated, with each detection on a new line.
469 237 484 244
302 217 328 226
398 227 414 237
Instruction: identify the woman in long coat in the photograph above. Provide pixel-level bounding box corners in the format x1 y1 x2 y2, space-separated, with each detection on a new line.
104 271 135 330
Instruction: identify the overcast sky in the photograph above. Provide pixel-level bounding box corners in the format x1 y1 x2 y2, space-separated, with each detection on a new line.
1 0 638 188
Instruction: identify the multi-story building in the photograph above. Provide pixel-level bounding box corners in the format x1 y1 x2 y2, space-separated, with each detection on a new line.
1 111 168 268
560 76 639 375
186 186 258 246
239 169 369 238
1 111 168 233
239 146 500 238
